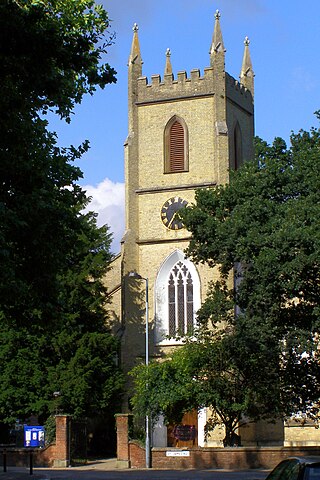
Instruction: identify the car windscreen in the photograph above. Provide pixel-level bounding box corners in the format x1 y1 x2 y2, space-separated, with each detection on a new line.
305 465 320 479
266 459 300 479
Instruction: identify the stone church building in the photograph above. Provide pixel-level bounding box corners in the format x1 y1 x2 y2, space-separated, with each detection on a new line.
106 11 319 448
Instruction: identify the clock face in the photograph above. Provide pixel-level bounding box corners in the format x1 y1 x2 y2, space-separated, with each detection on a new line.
161 196 188 230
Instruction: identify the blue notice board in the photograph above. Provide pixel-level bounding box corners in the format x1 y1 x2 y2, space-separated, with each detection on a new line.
24 426 45 447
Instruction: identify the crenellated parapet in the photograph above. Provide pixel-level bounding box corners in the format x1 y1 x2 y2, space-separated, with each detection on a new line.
226 73 254 114
135 68 253 115
136 67 217 105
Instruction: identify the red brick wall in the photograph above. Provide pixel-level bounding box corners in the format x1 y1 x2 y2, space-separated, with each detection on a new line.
129 441 145 468
129 445 320 470
0 444 56 468
54 415 69 465
36 444 56 467
0 415 70 468
115 414 132 462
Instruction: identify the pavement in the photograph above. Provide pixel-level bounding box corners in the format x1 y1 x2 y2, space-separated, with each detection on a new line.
0 459 118 480
0 459 268 480
0 471 49 480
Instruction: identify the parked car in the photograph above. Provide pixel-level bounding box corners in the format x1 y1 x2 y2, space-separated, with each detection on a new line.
257 456 320 479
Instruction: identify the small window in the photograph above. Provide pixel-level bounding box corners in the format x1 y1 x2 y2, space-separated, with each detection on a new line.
230 122 242 170
164 116 189 173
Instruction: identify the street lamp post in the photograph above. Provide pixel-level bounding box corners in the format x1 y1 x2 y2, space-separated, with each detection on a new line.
128 272 150 468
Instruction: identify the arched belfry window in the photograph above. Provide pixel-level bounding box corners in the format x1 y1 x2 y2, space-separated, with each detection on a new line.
164 116 189 173
230 122 243 170
155 250 200 344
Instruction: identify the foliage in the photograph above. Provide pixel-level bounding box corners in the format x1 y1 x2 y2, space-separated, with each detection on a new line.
131 322 283 445
131 348 196 426
0 0 123 424
1 0 116 121
51 333 123 418
44 415 56 445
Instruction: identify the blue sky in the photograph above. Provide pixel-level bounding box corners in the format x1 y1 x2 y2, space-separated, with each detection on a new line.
49 0 320 253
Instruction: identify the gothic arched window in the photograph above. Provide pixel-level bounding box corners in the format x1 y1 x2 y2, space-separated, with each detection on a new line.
168 262 194 336
155 250 200 344
230 122 243 170
164 116 189 173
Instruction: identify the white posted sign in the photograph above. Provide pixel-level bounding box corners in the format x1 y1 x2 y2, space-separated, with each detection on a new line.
166 451 190 457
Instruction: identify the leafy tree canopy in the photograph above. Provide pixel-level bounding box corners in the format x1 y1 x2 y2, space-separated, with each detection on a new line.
0 0 123 425
131 321 285 446
1 0 116 120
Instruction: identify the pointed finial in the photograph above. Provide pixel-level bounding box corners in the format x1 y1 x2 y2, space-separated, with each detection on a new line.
210 9 225 66
128 22 142 71
165 48 173 76
240 35 254 95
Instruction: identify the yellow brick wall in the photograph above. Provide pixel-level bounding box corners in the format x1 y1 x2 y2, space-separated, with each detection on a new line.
104 254 122 333
284 423 320 446
137 97 216 191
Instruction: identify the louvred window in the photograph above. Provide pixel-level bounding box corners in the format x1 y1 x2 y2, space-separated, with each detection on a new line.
169 121 185 172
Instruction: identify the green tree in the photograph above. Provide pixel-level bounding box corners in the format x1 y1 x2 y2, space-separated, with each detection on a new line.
0 0 123 425
131 319 284 446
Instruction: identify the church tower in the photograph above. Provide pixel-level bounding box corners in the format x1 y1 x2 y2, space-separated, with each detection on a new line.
108 10 254 446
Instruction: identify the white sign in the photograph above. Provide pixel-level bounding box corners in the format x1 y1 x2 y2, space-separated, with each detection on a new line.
166 451 190 457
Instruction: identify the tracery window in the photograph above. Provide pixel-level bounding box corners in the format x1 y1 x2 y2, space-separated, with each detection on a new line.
164 116 189 173
168 261 194 336
155 250 200 344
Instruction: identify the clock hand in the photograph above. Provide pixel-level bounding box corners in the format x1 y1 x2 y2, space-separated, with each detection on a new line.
167 212 176 229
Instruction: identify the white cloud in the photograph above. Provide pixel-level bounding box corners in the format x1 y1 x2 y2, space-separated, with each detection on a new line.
83 178 125 254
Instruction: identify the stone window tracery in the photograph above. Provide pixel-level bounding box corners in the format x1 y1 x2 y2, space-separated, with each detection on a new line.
168 262 194 336
155 250 200 344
